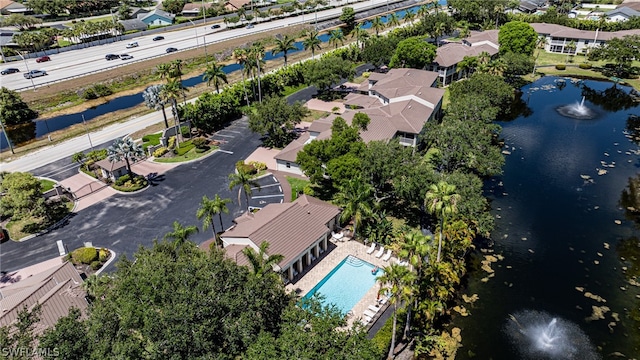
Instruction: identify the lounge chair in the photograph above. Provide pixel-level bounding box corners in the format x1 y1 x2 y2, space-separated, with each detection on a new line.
374 246 385 258
361 316 371 325
366 243 376 254
382 249 392 262
368 305 381 313
332 231 344 241
378 296 388 305
363 310 376 318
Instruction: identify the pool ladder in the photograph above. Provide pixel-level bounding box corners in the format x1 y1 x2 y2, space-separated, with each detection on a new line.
346 256 365 267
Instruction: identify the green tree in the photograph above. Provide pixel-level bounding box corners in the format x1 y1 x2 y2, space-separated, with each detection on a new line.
229 169 261 210
371 16 385 36
389 36 437 69
0 87 38 127
242 241 284 278
351 22 369 49
589 35 640 77
333 176 375 238
233 48 251 106
456 55 478 78
162 0 186 15
163 220 199 252
107 136 144 176
388 13 400 28
183 91 241 134
328 28 345 49
302 55 354 92
302 29 322 59
377 264 416 359
0 172 45 219
498 21 538 55
249 95 308 148
203 61 228 93
425 181 461 263
39 308 89 359
339 7 356 31
273 34 298 66
142 84 170 128
161 78 187 146
197 195 221 243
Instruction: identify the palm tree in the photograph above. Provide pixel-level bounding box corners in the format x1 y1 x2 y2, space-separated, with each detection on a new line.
142 85 169 128
249 42 265 103
196 195 220 244
273 34 298 66
170 59 184 81
233 48 250 106
161 79 187 147
107 136 144 176
565 40 577 63
351 23 369 49
212 194 231 232
242 241 284 278
203 61 228 93
328 29 344 49
417 4 429 18
164 221 199 251
456 55 478 79
333 176 375 239
302 29 322 59
457 20 470 39
388 13 400 28
155 63 172 82
487 58 506 76
403 10 416 24
425 181 461 263
378 264 416 359
371 16 385 36
228 169 260 210
477 51 491 65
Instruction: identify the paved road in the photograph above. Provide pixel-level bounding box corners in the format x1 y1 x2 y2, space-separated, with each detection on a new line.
0 118 282 273
2 0 408 91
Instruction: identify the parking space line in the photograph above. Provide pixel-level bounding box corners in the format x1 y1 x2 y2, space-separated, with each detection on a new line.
278 186 282 192
252 194 285 199
272 176 277 183
252 183 281 190
214 134 235 138
218 150 234 154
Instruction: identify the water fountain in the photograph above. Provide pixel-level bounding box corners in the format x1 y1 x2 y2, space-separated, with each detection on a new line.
504 310 601 360
556 96 597 119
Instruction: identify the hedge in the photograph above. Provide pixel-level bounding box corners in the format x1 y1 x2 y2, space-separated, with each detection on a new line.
72 247 98 265
555 64 566 70
175 141 195 156
579 63 592 69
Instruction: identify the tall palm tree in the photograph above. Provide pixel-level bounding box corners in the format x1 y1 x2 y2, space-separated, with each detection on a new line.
328 29 344 49
403 10 416 24
170 59 184 82
425 181 461 263
228 169 260 210
351 23 369 49
164 221 199 252
142 85 169 128
196 195 220 243
202 61 228 93
107 136 144 176
242 241 284 278
233 48 250 106
378 264 416 359
477 51 491 65
371 16 385 36
388 13 400 28
302 29 322 59
417 4 429 18
211 194 231 231
161 79 187 147
333 176 375 239
155 63 173 82
273 34 298 66
565 40 577 63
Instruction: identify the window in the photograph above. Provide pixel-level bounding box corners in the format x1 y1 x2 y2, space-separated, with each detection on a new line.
286 162 291 168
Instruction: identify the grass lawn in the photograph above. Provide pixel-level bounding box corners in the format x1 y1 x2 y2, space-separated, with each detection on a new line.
286 176 310 201
283 83 309 97
142 133 162 151
40 179 56 192
303 109 330 122
6 201 74 240
155 146 218 163
441 87 451 109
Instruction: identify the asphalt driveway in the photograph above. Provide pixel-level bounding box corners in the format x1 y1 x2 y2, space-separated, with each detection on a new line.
248 174 284 210
0 117 261 273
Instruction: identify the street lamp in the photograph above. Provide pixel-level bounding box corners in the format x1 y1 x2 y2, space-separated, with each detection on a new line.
81 114 94 152
187 20 199 47
202 0 208 64
17 53 36 91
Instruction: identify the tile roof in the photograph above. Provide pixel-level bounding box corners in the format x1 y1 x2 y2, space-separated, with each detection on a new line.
95 158 127 172
221 195 340 268
463 30 499 47
0 262 87 333
530 22 640 41
275 132 311 162
606 6 640 17
225 0 251 9
434 43 499 68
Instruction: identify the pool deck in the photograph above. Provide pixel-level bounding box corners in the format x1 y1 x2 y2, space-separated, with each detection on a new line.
285 239 397 328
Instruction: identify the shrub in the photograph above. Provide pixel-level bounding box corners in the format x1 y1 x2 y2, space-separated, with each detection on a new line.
555 64 566 70
579 62 592 69
195 147 208 153
236 161 257 175
176 141 195 156
181 125 191 138
82 88 97 100
98 248 109 262
72 247 98 265
90 261 102 270
168 136 176 149
115 174 131 186
142 135 152 142
362 71 371 78
92 84 112 97
192 137 208 149
153 147 168 157
87 149 107 161
248 161 267 171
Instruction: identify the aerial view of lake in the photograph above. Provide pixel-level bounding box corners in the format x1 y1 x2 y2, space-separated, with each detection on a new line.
453 76 640 359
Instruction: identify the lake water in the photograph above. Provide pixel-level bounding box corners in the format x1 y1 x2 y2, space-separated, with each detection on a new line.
453 77 640 359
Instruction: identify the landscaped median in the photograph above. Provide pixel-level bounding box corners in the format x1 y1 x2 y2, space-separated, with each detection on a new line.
152 136 219 163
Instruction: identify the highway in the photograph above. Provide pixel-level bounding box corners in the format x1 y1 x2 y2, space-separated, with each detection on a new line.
1 0 409 91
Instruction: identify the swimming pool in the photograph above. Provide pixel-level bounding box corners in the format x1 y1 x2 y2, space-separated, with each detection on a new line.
302 255 382 314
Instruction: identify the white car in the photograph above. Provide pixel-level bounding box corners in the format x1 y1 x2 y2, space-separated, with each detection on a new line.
126 42 139 48
121 54 134 60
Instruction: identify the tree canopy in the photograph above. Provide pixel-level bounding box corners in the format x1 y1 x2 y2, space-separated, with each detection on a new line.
303 56 355 92
0 87 38 127
389 37 437 69
339 7 356 32
589 35 640 78
249 96 309 148
498 21 538 56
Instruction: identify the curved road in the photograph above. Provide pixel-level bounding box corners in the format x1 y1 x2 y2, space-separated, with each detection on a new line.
2 0 404 91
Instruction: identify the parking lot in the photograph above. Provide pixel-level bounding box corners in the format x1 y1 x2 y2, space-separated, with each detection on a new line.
248 174 284 210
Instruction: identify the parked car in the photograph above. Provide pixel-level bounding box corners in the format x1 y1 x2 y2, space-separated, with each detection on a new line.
153 36 165 41
246 24 254 29
121 54 134 60
105 54 120 60
1 68 19 75
166 47 178 53
35 56 51 63
211 24 221 29
24 70 47 79
126 42 139 48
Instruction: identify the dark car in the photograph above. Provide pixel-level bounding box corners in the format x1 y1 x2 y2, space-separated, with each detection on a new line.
35 56 51 63
246 24 254 29
1 68 19 75
105 54 120 60
24 70 47 79
166 47 178 53
211 24 221 29
121 54 133 60
153 36 165 41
